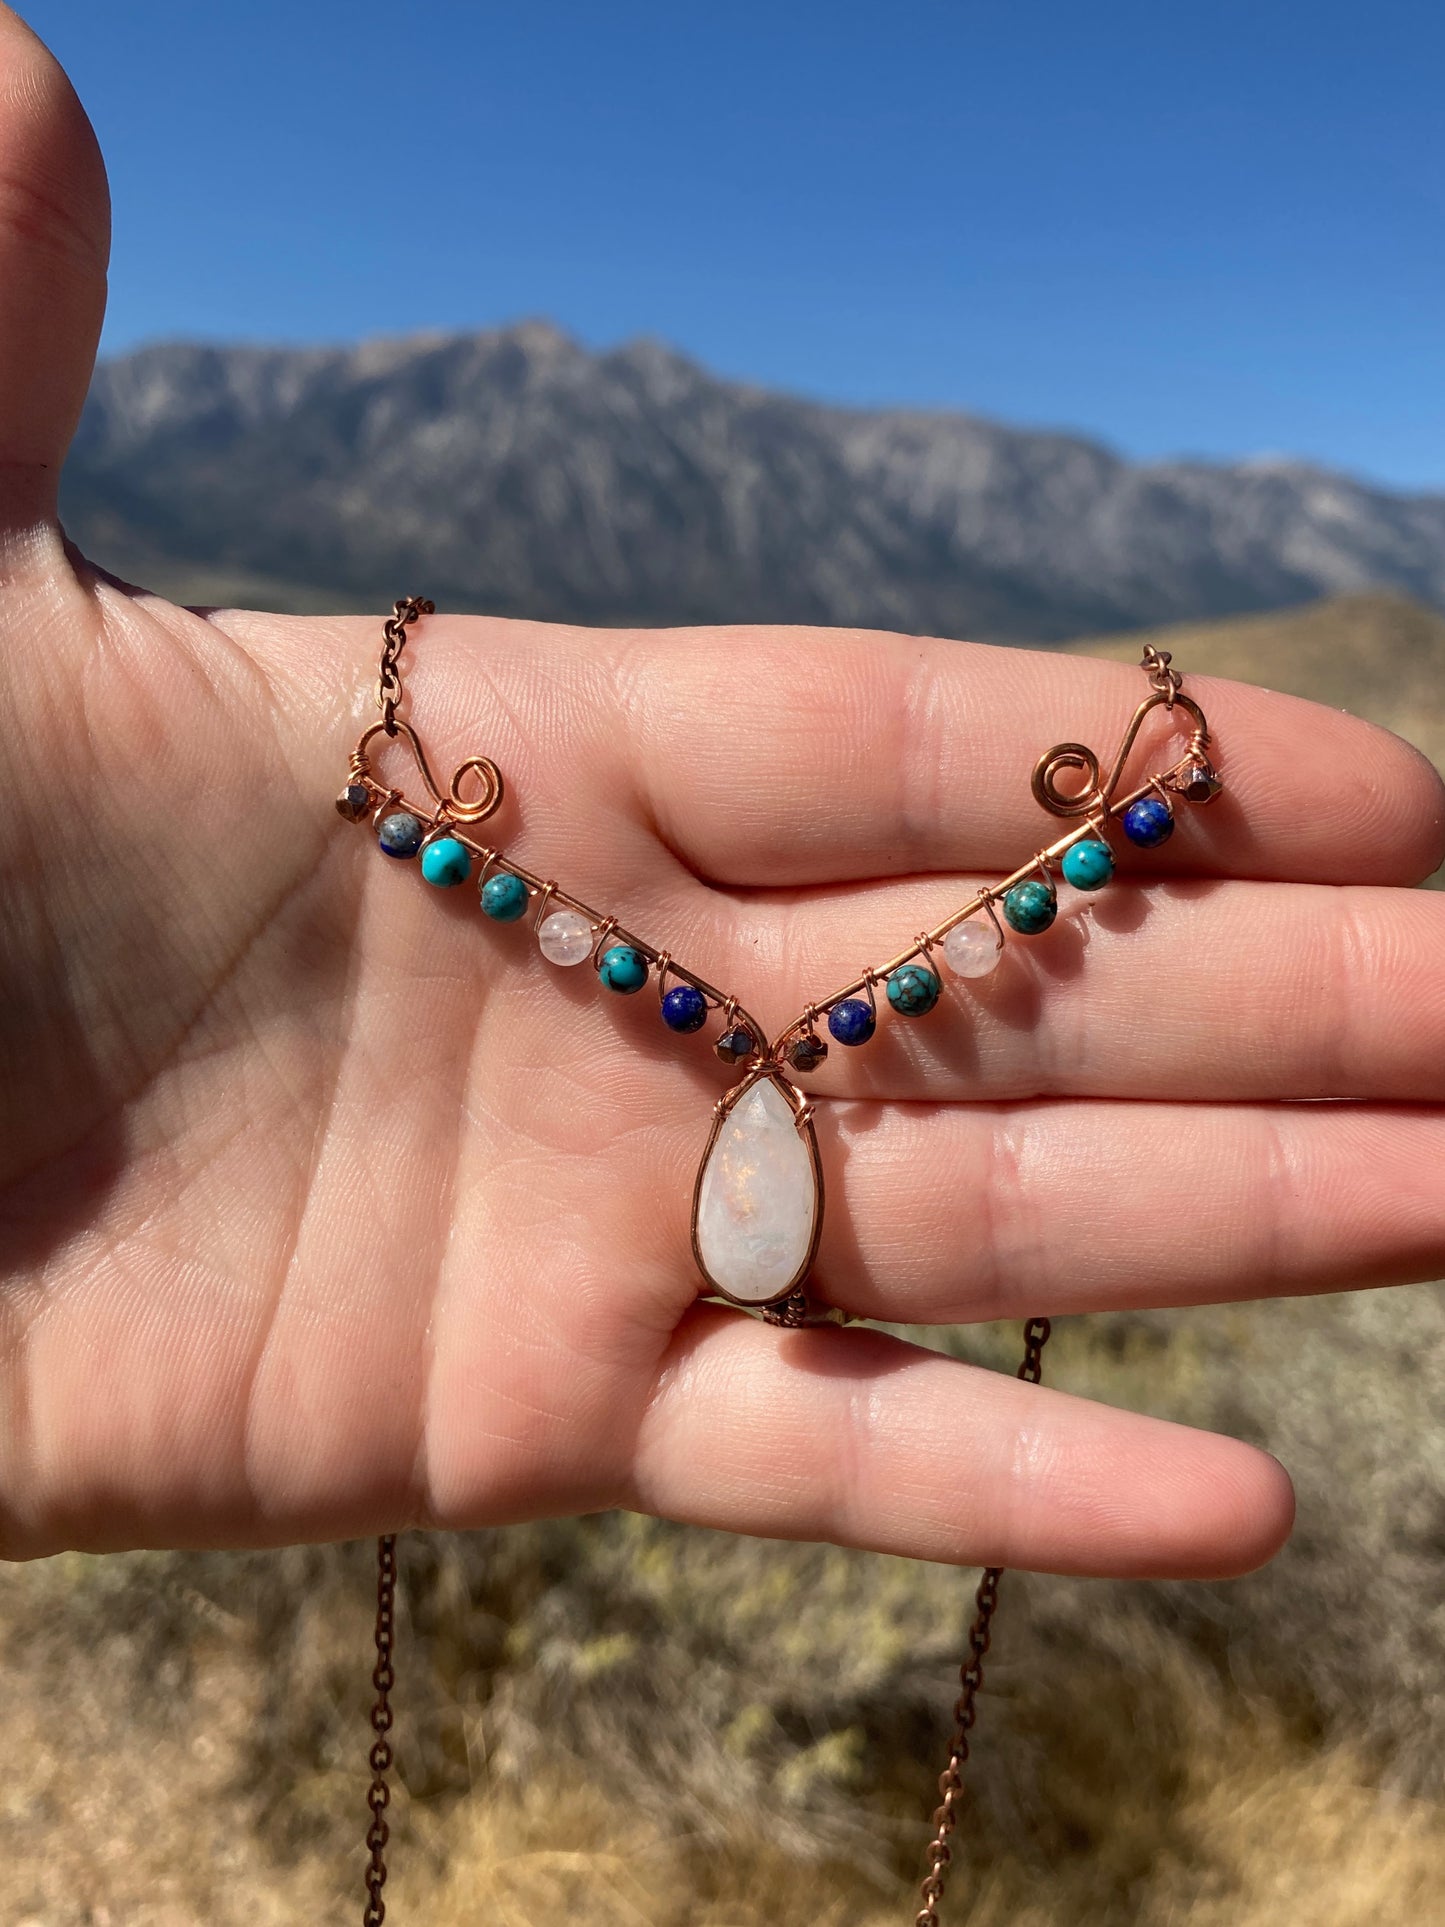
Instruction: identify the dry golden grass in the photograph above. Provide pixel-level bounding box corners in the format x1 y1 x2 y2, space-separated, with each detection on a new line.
4 1541 1441 1927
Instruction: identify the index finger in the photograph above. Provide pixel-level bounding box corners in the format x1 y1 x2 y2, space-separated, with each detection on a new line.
626 627 1445 889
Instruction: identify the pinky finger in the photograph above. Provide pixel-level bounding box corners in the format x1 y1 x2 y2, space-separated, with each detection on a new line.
629 1307 1295 1580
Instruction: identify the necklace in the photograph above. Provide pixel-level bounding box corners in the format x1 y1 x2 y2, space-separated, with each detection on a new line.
336 596 1224 1924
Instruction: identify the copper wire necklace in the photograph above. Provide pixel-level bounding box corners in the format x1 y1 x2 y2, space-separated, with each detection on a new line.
336 596 1224 1924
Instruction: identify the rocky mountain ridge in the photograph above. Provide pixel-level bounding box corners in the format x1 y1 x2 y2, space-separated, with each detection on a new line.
62 321 1445 640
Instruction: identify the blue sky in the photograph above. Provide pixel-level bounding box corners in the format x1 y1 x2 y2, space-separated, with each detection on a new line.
26 1 1445 489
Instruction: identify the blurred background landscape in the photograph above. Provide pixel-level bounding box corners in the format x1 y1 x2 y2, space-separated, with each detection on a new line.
7 1 1445 1922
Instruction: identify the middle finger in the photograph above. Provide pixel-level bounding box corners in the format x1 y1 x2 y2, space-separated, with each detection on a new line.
733 874 1445 1103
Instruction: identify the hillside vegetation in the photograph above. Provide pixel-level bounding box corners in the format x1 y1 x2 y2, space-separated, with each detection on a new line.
3 593 1442 1925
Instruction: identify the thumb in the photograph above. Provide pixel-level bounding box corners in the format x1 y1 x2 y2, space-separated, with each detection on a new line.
0 4 108 533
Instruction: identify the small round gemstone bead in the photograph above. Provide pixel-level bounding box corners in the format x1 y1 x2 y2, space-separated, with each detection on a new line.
376 810 425 859
715 1026 757 1064
661 984 708 1033
1122 795 1175 848
481 871 530 921
336 782 371 822
537 909 594 966
828 997 876 1046
420 835 472 887
1003 878 1058 935
886 962 941 1016
598 944 649 994
943 921 1001 979
1061 839 1114 892
788 1033 828 1072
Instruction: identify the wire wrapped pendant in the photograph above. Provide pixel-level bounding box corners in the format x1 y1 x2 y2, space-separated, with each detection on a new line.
337 602 1225 1924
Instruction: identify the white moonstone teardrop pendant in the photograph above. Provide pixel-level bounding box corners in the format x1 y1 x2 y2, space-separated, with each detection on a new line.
692 1071 822 1306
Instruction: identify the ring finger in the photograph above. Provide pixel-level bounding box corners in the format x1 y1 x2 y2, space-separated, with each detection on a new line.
729 873 1445 1103
812 1096 1445 1323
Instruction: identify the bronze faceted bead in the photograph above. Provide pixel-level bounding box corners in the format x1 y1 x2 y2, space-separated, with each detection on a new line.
787 1033 828 1073
714 1026 757 1065
336 781 372 821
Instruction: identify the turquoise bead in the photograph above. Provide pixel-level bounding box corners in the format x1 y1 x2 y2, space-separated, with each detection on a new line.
1003 878 1057 935
420 836 472 887
481 871 529 921
886 962 941 1016
599 943 649 994
1061 839 1114 892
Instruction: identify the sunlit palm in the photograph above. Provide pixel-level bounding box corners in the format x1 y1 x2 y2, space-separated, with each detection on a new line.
3 6 1443 1583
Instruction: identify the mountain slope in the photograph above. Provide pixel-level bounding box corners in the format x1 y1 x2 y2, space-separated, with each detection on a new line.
62 323 1445 641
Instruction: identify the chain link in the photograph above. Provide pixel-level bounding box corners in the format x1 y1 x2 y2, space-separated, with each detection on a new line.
364 1534 398 1926
375 596 435 736
914 1316 1051 1927
1139 642 1182 703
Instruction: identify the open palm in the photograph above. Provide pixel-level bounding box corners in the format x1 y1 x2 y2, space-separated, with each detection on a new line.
4 8 1443 1580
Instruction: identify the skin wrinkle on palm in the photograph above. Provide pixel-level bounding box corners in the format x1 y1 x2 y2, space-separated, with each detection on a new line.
0 6 1442 1618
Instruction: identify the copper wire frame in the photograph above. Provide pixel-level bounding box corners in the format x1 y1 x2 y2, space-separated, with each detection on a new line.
350 611 1216 1087
767 687 1219 1060
346 705 770 1072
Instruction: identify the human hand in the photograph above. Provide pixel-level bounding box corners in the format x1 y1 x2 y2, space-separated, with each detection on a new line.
3 8 1442 1576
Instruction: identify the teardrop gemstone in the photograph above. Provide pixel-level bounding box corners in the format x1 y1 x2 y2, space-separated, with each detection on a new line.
693 1072 821 1306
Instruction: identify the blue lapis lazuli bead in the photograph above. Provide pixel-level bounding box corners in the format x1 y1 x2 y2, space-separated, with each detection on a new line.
1061 839 1114 892
1122 795 1175 848
886 963 941 1017
599 944 649 994
480 871 530 921
1003 878 1058 935
421 836 472 887
377 810 424 859
661 983 708 1032
828 997 876 1046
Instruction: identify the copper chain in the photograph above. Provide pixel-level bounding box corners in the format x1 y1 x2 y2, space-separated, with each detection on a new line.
914 1315 1052 1927
364 1534 398 1926
362 1319 1050 1927
375 595 435 736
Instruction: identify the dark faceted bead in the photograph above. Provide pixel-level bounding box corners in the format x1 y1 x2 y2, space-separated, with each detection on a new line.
661 984 708 1033
1181 760 1223 804
714 1025 757 1064
1122 795 1175 848
377 809 425 858
827 997 876 1046
336 782 371 822
787 1033 828 1073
